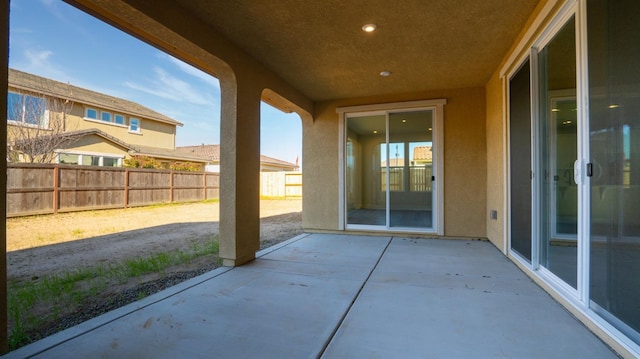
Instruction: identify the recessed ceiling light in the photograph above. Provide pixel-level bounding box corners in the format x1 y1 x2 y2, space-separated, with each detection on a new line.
373 130 378 134
428 127 433 131
402 119 407 123
362 24 377 32
608 104 620 109
551 108 560 112
379 71 392 77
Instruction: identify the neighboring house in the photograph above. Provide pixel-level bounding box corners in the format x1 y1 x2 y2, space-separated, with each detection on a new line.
176 144 299 172
412 146 432 165
7 68 207 169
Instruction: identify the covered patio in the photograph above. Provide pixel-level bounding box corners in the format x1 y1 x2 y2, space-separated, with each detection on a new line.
7 234 616 358
2 0 640 356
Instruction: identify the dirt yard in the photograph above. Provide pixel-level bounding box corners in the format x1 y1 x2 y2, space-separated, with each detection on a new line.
6 199 303 281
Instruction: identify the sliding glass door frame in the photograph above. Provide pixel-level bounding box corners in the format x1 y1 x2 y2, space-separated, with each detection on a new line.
507 0 591 304
338 99 446 235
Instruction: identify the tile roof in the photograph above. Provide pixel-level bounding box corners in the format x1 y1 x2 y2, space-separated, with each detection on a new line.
176 144 221 161
176 144 298 168
134 145 210 163
413 146 433 161
8 68 182 127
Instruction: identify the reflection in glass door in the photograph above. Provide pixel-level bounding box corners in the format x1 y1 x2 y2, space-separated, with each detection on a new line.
346 109 435 231
346 114 386 226
538 16 578 288
388 111 433 229
587 0 640 342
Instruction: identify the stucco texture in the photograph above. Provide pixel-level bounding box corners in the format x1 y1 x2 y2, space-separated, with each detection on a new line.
485 70 506 251
305 87 487 239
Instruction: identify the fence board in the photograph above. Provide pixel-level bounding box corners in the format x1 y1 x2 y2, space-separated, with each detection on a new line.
260 172 302 198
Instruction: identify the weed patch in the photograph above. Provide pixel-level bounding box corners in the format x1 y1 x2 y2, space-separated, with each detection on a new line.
7 238 220 350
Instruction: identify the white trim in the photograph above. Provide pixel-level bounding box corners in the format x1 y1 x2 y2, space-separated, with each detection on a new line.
503 74 510 256
499 0 560 78
533 0 577 51
340 100 445 235
336 99 447 115
434 102 445 235
530 46 541 270
385 113 390 228
502 74 508 254
55 149 125 159
338 111 345 230
575 0 591 305
83 117 128 129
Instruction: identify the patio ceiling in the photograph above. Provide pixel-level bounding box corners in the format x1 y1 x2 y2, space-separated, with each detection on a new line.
173 0 540 101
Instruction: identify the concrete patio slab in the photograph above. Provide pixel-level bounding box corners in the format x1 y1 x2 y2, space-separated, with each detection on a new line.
5 234 617 358
322 237 617 358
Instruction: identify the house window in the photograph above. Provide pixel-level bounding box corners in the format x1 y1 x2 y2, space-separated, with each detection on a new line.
81 155 100 166
129 118 140 133
7 91 47 127
101 111 112 122
102 157 119 167
114 114 125 125
85 108 98 120
58 153 121 167
59 153 79 165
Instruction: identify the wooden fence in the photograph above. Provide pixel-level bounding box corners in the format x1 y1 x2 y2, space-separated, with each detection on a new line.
6 163 220 217
260 171 302 199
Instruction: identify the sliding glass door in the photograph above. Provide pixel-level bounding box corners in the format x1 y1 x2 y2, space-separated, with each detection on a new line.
507 0 640 346
587 0 640 342
537 16 578 289
346 108 436 232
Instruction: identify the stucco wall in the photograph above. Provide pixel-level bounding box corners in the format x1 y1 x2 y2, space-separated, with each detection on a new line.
304 87 487 239
485 70 506 251
65 134 129 155
67 103 177 149
302 100 341 230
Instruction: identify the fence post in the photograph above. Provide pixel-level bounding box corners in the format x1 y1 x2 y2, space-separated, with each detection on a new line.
53 165 59 214
169 170 174 203
124 169 129 208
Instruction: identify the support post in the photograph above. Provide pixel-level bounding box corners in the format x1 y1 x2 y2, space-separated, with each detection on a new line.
219 77 261 266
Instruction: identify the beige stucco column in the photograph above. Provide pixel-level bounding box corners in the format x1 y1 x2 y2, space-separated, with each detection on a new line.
218 75 262 266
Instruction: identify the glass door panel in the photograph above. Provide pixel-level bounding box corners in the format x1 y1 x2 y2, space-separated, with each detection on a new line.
346 114 386 226
538 16 578 288
587 0 640 342
510 59 532 262
388 111 434 229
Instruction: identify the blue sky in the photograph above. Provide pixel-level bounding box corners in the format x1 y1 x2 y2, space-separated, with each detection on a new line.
9 0 302 164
